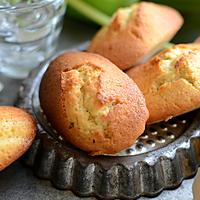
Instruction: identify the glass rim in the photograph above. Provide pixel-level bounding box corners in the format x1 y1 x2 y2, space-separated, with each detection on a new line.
0 0 64 11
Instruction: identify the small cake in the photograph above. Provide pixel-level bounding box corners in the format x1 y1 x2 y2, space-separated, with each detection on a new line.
127 44 200 124
39 52 149 155
88 2 183 70
0 106 36 171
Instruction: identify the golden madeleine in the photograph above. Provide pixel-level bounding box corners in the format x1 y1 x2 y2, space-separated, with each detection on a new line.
0 106 36 171
127 44 200 124
88 2 183 70
39 52 149 155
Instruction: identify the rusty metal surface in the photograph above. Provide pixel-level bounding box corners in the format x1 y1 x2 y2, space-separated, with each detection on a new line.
15 46 200 199
1 15 200 199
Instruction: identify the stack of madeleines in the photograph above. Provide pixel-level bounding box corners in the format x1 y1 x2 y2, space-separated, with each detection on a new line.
40 2 200 155
1 1 200 171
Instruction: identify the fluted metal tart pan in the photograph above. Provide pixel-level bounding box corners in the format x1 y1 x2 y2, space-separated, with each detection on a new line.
16 44 200 199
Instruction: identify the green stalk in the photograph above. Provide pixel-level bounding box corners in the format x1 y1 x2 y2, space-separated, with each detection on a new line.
163 42 174 49
68 0 111 26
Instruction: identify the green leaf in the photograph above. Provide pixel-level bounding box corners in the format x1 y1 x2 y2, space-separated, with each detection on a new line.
82 0 138 16
68 0 111 26
67 0 139 26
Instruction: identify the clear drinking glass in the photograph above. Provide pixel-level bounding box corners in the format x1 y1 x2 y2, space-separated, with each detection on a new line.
0 0 66 79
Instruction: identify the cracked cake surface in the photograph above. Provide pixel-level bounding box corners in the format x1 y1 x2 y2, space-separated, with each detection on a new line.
88 2 183 70
127 44 200 124
39 52 149 155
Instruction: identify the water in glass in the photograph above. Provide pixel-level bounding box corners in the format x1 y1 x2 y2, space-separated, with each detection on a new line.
0 0 66 78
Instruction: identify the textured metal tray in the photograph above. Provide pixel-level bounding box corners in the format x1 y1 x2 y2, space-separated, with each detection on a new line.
16 45 200 199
